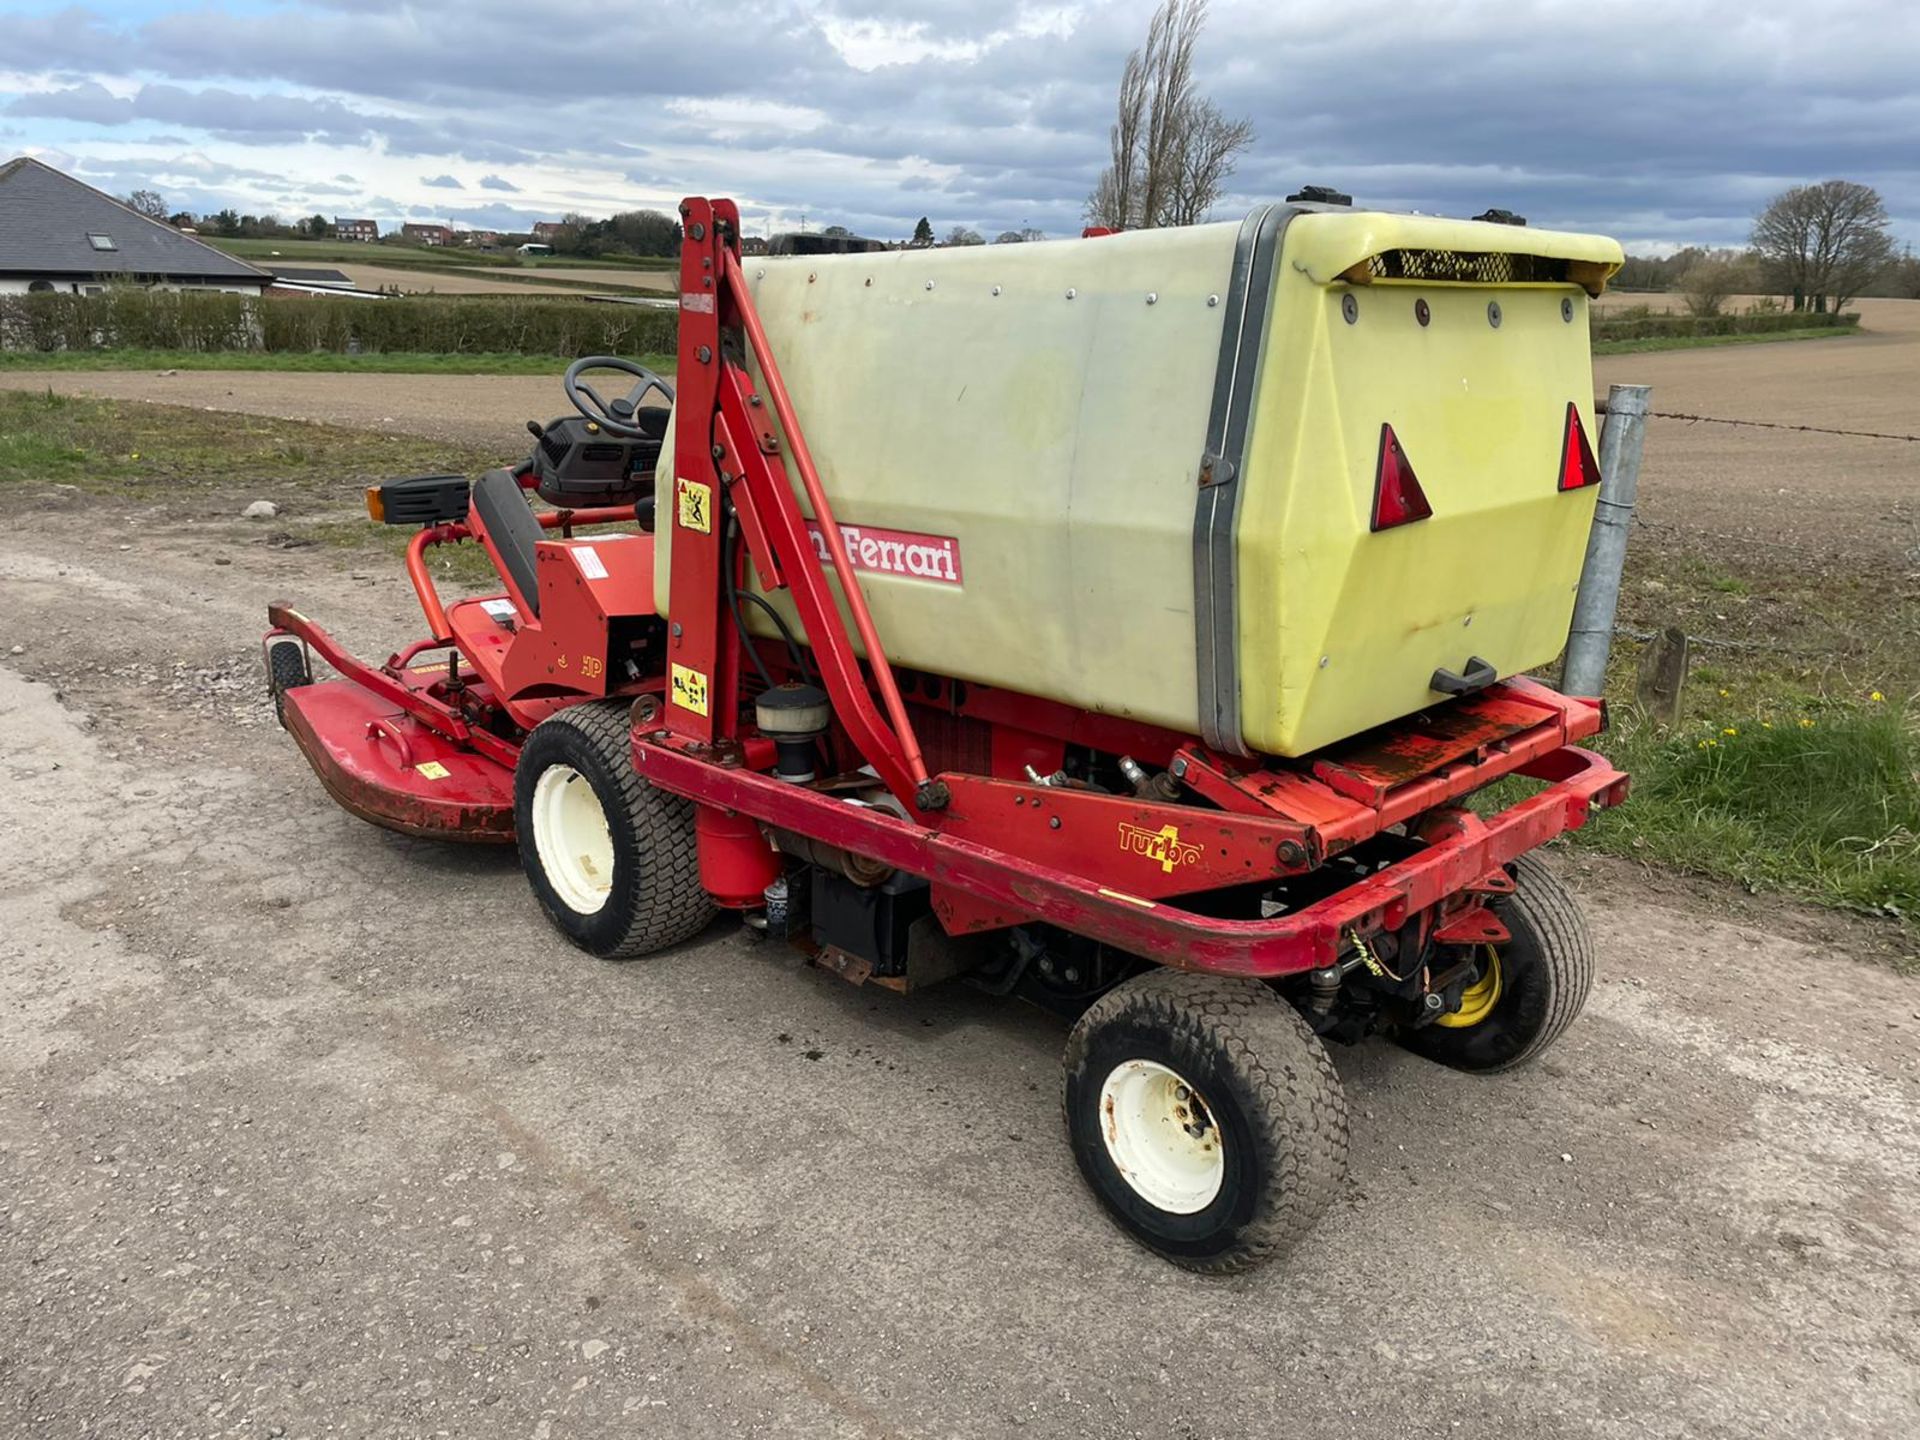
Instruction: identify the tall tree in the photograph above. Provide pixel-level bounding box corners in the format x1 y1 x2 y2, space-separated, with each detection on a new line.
124 189 167 220
1751 181 1895 313
1086 0 1251 231
911 216 934 247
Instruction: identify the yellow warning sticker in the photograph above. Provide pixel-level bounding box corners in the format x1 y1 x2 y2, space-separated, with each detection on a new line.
670 663 710 716
415 761 450 780
676 476 713 534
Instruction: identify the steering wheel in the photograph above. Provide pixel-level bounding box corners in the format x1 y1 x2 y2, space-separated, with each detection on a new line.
563 356 674 439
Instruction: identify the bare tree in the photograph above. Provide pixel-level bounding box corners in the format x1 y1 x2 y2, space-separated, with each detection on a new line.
1161 101 1255 227
124 188 167 219
1088 48 1150 230
1135 0 1205 229
1086 0 1251 230
1751 180 1895 313
1678 256 1742 317
944 226 984 247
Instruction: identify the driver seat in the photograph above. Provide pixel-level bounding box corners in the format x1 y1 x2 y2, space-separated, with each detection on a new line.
469 469 543 618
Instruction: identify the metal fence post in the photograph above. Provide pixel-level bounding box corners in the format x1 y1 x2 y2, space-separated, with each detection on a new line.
1562 383 1652 697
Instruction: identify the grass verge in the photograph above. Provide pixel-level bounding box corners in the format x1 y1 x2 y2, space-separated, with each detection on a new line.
0 388 499 502
1592 699 1918 927
1561 516 1920 956
0 349 674 376
1593 326 1862 356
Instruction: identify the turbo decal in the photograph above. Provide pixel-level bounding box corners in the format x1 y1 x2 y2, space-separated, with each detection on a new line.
1117 821 1204 875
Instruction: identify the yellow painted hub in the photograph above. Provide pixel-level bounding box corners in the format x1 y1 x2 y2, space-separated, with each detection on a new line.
1436 947 1504 1029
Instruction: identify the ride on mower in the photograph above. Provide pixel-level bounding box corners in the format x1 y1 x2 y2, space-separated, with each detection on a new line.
267 193 1630 1272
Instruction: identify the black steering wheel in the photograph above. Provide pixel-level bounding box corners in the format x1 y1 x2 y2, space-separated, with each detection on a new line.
563 355 674 439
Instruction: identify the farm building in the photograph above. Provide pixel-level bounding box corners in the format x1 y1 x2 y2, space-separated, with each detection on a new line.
402 223 454 247
0 156 269 296
532 221 568 241
336 218 379 242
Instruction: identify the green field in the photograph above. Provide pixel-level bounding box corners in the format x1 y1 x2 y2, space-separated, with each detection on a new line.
0 348 672 376
1592 326 1862 356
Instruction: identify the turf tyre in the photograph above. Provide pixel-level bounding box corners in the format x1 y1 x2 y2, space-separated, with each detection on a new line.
514 701 713 958
266 639 311 729
1063 969 1348 1274
1401 853 1594 1073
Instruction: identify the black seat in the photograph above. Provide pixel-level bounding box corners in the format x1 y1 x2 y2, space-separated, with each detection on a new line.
469 468 543 617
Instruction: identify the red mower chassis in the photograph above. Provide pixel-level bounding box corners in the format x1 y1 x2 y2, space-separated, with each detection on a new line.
267 193 1632 1274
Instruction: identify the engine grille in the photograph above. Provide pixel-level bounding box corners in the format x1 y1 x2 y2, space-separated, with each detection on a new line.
1364 249 1575 285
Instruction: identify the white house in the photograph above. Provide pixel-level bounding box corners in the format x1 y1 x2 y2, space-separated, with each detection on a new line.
0 156 270 296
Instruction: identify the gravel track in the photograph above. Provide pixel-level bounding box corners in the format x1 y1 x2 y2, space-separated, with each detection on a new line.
0 475 1914 1438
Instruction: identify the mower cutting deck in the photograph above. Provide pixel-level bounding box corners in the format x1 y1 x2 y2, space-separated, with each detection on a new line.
268 195 1629 1273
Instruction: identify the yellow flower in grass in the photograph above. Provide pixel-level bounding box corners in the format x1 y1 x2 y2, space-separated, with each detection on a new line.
1870 691 1885 703
1798 717 1816 729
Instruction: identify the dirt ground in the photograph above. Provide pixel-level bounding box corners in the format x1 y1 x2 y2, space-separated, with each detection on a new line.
2 313 1918 1438
325 263 675 297
1593 298 1920 570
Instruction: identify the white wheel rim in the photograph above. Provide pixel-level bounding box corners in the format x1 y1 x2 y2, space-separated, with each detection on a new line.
530 764 614 916
1097 1058 1225 1214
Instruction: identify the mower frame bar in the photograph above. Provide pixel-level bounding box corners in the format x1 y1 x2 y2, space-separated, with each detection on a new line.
634 733 1626 977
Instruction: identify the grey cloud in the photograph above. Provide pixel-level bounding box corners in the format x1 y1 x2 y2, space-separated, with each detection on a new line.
421 173 463 188
8 81 132 124
2 0 1915 247
478 174 519 192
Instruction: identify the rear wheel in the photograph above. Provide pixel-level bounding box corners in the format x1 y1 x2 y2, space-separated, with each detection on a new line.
1063 970 1348 1274
266 639 311 728
514 701 712 958
1402 853 1594 1073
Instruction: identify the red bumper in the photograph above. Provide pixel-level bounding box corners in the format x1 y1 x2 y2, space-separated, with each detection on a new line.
633 734 1626 978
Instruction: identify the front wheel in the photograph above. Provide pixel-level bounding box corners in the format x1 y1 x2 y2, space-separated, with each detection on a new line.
265 638 311 729
1063 970 1348 1274
513 702 713 958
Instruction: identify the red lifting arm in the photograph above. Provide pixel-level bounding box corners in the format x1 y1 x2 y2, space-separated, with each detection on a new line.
661 198 940 813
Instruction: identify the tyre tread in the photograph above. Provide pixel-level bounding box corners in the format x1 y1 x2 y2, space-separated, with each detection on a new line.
1496 853 1595 1069
1065 970 1348 1274
526 701 712 958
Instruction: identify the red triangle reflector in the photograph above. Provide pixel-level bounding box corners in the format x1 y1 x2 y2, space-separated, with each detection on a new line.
1370 423 1433 532
1559 402 1602 491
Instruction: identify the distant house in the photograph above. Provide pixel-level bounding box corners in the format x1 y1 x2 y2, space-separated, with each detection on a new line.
336 218 379 243
0 156 270 296
531 221 568 241
402 223 454 247
740 236 769 257
463 230 500 248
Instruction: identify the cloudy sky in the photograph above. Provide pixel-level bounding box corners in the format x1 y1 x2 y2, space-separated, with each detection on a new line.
1 0 1915 252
